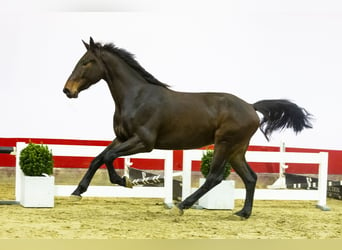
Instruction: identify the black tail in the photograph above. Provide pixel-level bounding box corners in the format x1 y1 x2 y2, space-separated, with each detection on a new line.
253 99 313 141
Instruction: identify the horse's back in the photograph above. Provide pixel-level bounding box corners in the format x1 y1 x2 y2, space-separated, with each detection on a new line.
167 90 258 125
154 90 259 149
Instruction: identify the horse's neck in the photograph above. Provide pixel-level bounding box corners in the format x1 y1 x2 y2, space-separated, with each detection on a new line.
103 53 145 107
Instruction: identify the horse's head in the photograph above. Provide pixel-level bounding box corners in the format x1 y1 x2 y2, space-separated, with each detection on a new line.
63 37 105 98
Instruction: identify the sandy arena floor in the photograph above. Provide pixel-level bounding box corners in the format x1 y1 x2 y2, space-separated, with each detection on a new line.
0 182 341 239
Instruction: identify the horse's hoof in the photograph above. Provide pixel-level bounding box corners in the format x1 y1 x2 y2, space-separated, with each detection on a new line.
70 195 82 201
227 214 246 221
170 205 184 216
232 210 250 220
124 176 133 188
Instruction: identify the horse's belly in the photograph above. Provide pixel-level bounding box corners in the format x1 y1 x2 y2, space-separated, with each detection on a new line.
154 128 214 150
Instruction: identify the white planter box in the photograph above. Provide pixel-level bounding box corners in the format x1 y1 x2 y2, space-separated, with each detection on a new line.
20 174 55 208
198 178 235 209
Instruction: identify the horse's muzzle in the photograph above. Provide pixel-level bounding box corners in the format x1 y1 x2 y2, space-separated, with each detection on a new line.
63 87 78 98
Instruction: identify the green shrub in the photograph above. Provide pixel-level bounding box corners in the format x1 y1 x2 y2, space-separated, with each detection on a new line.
19 143 53 176
200 149 231 179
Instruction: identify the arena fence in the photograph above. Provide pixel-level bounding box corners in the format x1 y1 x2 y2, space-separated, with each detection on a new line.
182 149 330 210
14 142 175 207
2 142 329 210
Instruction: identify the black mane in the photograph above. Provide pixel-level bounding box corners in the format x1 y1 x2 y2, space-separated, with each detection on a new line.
101 43 169 88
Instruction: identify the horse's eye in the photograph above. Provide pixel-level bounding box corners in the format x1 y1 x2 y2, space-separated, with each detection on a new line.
82 60 93 66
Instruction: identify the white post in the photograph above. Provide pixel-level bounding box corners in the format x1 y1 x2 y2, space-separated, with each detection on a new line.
182 150 203 200
124 157 132 177
15 142 27 202
163 151 173 207
316 152 329 210
279 141 288 178
267 141 288 189
181 151 192 201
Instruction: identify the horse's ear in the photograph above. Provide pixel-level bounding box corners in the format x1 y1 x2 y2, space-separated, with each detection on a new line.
82 40 90 50
89 37 98 51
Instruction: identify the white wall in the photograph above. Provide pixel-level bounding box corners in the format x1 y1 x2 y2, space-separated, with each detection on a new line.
1 0 342 150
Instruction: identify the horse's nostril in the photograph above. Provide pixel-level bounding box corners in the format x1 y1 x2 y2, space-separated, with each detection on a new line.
63 87 78 98
63 88 70 95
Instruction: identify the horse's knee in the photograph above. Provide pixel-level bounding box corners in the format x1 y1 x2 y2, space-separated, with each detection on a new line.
103 151 117 166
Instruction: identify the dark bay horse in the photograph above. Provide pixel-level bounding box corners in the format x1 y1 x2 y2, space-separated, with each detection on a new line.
63 37 312 219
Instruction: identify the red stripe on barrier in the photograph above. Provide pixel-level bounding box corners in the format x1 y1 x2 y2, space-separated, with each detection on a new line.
0 138 341 174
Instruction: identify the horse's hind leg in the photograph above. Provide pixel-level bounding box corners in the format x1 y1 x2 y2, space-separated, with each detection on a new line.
174 144 257 219
230 154 257 219
176 144 229 212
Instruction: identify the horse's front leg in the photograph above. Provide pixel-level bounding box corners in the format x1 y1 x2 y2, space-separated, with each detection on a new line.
103 135 153 187
71 139 120 198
